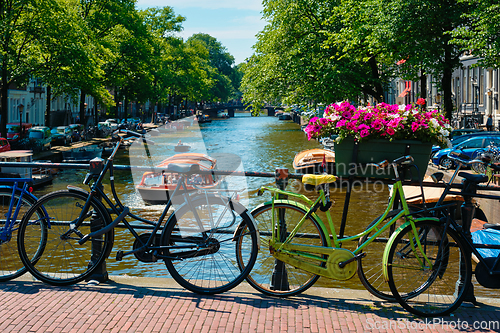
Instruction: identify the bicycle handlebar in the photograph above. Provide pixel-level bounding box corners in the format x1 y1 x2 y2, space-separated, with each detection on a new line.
447 151 500 171
366 155 414 169
111 129 155 145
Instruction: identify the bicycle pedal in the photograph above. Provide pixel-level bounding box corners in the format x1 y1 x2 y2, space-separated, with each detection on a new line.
116 250 124 261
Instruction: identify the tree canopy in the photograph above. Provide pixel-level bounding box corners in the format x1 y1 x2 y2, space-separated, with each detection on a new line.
241 0 482 120
0 0 242 136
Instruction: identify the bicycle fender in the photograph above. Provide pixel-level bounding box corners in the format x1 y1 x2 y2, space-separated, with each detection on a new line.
67 185 89 195
382 217 439 281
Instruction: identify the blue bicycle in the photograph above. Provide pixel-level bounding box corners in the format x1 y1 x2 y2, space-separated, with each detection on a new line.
0 178 44 281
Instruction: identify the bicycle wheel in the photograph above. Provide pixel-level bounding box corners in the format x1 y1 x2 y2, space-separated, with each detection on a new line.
0 189 40 281
162 195 258 294
357 210 403 301
18 190 114 286
238 202 328 297
386 220 472 317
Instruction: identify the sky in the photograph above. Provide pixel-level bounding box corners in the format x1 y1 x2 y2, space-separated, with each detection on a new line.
135 1 266 65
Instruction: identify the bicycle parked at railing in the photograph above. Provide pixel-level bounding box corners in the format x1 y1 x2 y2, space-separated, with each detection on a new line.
234 156 464 311
385 152 500 317
0 178 45 281
471 143 500 174
16 130 259 294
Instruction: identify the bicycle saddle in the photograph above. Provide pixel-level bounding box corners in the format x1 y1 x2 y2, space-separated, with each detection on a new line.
459 172 488 184
166 163 201 173
302 174 337 186
483 223 500 230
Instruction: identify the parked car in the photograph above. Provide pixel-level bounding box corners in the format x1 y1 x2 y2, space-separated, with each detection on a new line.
430 131 500 157
6 123 33 142
51 126 72 146
449 128 484 139
28 126 52 151
104 119 119 130
0 137 11 152
68 124 83 141
432 135 500 169
97 122 112 137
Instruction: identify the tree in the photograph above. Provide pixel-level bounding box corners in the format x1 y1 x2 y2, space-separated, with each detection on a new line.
241 0 390 110
452 0 500 68
0 0 97 137
371 0 471 119
187 33 236 102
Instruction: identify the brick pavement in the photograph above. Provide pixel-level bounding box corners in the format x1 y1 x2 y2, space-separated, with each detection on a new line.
0 275 499 333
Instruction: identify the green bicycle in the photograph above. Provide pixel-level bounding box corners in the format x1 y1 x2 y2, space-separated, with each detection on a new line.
235 155 470 311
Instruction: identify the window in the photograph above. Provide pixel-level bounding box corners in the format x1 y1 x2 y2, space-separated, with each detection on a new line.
459 138 483 149
29 131 43 139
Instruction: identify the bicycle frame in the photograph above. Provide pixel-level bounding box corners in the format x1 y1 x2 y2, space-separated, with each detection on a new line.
0 179 37 241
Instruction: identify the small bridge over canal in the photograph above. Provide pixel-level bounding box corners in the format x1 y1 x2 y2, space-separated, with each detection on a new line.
199 105 285 118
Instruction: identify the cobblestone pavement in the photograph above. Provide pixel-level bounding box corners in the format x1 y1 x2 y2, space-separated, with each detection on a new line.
0 275 499 332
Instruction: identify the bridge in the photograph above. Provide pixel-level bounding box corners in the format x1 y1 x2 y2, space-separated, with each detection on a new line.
199 105 285 118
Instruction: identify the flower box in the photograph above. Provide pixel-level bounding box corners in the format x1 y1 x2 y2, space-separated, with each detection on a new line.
334 138 432 181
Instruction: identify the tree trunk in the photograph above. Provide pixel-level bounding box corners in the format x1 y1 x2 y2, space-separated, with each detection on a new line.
45 85 51 127
94 98 98 125
419 71 427 111
114 88 118 118
442 47 454 120
124 96 128 121
368 55 385 103
1 71 8 138
79 92 86 124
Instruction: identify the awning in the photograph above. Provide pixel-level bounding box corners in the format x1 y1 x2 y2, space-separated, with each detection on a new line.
398 81 411 97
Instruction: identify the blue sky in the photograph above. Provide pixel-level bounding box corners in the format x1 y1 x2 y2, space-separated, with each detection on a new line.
135 1 266 65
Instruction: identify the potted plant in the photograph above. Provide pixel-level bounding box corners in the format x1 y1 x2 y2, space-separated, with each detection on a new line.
304 101 452 180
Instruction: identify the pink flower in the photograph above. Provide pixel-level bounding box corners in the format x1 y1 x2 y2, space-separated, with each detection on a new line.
360 129 370 138
357 124 370 131
388 118 401 128
411 122 420 132
309 117 319 124
346 121 357 131
319 118 329 126
336 120 346 128
386 128 395 136
363 113 373 121
371 120 383 131
341 110 352 119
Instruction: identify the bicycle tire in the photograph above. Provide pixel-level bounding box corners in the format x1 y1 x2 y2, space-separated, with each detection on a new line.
162 195 258 295
357 210 403 301
238 202 328 297
0 188 40 282
18 190 114 286
386 220 472 317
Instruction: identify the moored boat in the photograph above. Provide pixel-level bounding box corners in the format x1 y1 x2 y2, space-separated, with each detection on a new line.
136 153 221 204
62 145 103 163
278 113 292 120
196 114 212 123
174 140 190 152
293 148 335 175
0 150 53 188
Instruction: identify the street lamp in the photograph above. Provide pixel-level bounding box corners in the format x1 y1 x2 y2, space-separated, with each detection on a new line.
118 102 122 119
18 103 24 138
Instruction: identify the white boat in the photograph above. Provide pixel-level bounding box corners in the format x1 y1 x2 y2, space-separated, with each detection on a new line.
136 153 221 204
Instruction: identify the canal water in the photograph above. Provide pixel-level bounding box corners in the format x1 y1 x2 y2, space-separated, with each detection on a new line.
33 113 493 297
